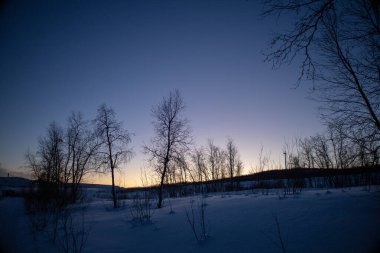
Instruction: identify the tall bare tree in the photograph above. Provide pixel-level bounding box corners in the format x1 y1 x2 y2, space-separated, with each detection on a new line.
94 104 133 208
311 134 332 168
206 140 225 180
144 90 192 208
226 138 242 178
326 121 356 168
192 147 208 182
298 137 315 168
175 153 192 183
66 112 100 202
264 0 380 137
27 122 66 187
255 144 271 173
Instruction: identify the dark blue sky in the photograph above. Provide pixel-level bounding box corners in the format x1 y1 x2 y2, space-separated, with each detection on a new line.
0 0 322 185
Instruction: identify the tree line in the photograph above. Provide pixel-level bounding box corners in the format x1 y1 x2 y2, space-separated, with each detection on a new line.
26 89 379 209
282 121 379 170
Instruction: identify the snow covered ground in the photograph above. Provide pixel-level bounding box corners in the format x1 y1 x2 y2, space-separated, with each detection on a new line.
1 187 379 253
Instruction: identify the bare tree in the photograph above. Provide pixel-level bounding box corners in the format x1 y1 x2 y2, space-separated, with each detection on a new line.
144 90 192 208
326 121 356 169
27 122 66 193
192 147 208 183
218 152 227 180
282 138 299 169
94 104 133 208
206 140 217 181
225 138 243 191
264 0 380 138
175 153 192 183
66 112 99 202
256 144 271 172
206 139 226 181
311 134 331 168
347 126 380 167
236 159 243 177
226 138 238 179
298 137 315 168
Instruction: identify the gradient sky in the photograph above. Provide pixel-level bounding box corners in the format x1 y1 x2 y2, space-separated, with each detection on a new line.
0 0 323 186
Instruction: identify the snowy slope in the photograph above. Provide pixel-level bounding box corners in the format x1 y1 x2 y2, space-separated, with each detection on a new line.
1 187 379 253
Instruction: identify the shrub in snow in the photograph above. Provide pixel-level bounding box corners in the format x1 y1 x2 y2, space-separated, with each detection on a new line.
129 192 154 224
59 206 90 253
185 195 208 242
24 185 91 252
266 214 288 253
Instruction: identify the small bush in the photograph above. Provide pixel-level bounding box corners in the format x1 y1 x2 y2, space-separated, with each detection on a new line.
59 206 90 253
129 192 154 224
185 195 208 242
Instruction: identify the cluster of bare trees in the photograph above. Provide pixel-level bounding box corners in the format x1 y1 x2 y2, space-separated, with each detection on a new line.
26 90 245 210
144 90 244 208
282 122 379 169
187 139 242 184
25 105 133 253
26 105 133 208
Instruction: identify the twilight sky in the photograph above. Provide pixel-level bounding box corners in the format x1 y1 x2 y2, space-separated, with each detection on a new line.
0 0 323 186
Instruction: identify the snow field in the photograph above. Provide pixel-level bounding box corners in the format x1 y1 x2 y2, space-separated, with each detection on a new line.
1 187 379 253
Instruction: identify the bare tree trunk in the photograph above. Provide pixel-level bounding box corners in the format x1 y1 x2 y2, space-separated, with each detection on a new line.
111 167 117 208
157 158 169 208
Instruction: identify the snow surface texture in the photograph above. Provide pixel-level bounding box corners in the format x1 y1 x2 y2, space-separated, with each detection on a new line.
1 187 379 253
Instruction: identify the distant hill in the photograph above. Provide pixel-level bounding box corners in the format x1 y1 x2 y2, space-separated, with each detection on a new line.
238 166 380 182
0 177 32 188
0 177 124 191
80 183 126 190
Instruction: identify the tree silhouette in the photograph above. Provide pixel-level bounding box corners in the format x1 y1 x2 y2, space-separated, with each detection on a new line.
94 104 133 208
264 0 380 137
144 90 192 208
